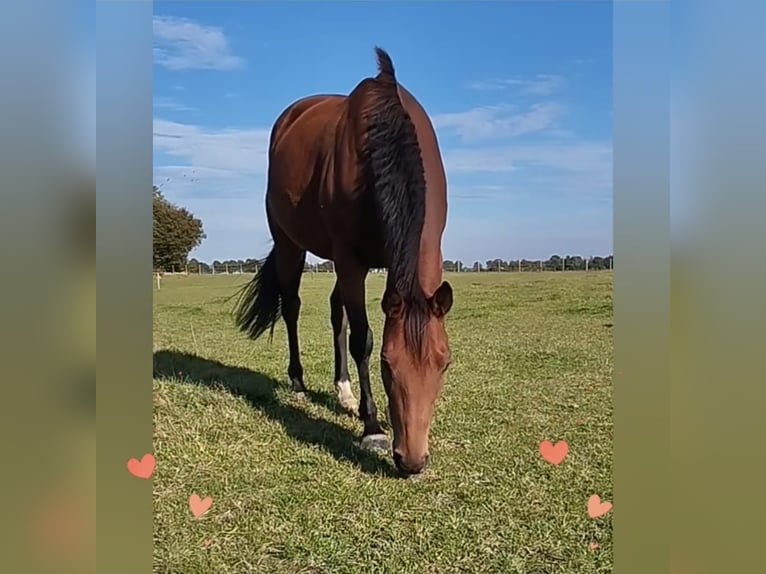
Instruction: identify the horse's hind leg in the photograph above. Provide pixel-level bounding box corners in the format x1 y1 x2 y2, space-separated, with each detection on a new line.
274 238 307 393
330 280 359 416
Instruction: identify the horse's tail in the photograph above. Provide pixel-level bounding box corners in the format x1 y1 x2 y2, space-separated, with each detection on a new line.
232 247 281 342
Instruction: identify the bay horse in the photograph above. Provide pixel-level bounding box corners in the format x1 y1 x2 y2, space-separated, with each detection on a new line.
233 47 453 476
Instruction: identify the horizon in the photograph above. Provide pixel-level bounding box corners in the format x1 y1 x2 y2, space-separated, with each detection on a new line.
173 252 615 270
153 1 613 263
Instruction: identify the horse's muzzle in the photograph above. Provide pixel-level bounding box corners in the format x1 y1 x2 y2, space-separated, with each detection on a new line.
393 450 430 476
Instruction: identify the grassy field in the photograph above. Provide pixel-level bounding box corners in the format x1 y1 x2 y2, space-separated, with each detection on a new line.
152 271 613 574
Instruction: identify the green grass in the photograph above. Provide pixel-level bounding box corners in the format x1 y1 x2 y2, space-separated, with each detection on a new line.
153 271 613 574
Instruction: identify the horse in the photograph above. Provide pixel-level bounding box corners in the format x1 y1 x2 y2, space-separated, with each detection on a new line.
233 47 453 476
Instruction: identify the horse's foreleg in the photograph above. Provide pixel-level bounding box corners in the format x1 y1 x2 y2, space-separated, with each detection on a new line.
330 281 358 416
335 258 389 453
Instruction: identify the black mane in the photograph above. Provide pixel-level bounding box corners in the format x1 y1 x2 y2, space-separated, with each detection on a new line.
362 47 430 357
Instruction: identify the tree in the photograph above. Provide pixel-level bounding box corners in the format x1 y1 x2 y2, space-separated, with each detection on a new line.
569 255 585 271
485 258 506 272
153 186 206 271
546 255 563 271
591 256 605 270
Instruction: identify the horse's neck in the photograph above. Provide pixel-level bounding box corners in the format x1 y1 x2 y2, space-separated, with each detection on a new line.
416 171 446 298
414 132 447 299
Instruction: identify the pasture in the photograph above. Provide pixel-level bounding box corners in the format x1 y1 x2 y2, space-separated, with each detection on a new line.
152 271 613 574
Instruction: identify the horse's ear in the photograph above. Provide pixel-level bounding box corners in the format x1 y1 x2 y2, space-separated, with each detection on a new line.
381 288 404 318
429 281 453 317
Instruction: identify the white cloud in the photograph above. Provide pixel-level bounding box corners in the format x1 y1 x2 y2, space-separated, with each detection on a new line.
448 184 516 201
153 15 244 71
153 118 271 175
467 74 566 96
153 96 195 112
432 102 563 143
443 141 611 174
442 141 612 200
153 165 265 200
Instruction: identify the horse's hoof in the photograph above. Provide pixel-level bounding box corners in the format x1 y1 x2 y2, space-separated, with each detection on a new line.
360 433 390 454
290 377 307 394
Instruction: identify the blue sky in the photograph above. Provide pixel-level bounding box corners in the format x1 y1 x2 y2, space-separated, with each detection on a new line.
153 1 613 264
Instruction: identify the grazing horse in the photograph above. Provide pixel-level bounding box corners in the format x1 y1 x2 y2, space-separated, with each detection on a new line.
233 47 453 476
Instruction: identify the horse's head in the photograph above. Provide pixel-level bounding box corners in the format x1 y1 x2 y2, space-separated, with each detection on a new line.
380 280 453 476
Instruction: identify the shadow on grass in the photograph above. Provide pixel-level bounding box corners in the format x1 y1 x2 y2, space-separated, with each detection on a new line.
153 349 397 477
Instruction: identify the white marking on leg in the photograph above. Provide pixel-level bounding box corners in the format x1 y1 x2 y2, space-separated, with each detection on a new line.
335 379 358 414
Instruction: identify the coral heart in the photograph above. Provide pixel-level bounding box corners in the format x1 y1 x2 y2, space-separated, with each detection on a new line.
126 453 155 479
589 542 599 550
539 440 569 465
587 494 612 518
189 494 213 518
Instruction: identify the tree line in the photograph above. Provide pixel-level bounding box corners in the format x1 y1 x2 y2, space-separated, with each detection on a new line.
170 255 613 274
446 255 614 272
153 185 613 274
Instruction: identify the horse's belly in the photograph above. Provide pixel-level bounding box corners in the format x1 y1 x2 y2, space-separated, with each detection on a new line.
288 225 334 260
267 190 334 259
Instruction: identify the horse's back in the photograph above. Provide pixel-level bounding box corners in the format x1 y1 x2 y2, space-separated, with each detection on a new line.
265 94 347 258
270 94 346 156
268 94 348 193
